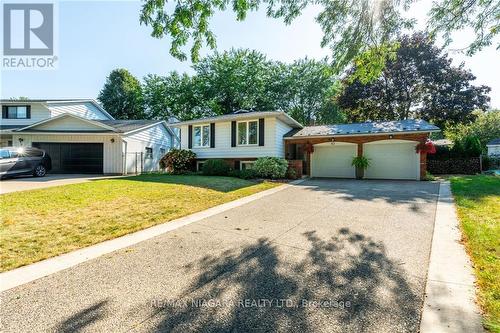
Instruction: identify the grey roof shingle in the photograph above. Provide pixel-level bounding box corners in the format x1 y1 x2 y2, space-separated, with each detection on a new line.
487 138 500 146
284 119 440 138
96 120 162 132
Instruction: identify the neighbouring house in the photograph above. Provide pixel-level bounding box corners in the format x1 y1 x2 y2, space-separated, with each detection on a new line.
487 138 500 156
173 111 440 180
1 99 177 174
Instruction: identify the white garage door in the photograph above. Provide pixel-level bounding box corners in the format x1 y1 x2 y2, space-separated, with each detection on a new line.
363 140 420 180
311 142 356 178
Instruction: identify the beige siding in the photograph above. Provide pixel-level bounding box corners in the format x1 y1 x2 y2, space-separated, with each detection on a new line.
0 103 50 126
179 117 289 159
12 134 123 174
48 102 110 120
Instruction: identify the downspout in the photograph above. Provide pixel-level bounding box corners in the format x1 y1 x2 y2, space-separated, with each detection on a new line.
122 139 128 175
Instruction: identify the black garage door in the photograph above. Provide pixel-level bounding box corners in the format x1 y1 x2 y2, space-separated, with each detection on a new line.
32 143 103 174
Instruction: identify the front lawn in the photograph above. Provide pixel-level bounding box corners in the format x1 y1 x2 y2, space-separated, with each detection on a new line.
0 174 280 272
450 175 500 332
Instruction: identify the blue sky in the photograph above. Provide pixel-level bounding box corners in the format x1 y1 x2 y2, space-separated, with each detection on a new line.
2 0 499 108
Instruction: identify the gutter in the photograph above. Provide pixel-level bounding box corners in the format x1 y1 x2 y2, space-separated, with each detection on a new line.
283 130 440 140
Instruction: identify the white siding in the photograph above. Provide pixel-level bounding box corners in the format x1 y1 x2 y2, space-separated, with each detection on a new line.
123 123 173 173
32 117 108 131
0 103 50 126
179 117 292 159
12 134 123 174
48 102 111 120
487 145 500 156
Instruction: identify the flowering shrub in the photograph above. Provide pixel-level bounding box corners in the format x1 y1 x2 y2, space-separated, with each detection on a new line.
159 149 196 174
253 157 288 179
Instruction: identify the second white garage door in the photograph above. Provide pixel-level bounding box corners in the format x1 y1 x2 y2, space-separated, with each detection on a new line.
311 142 356 178
363 140 420 180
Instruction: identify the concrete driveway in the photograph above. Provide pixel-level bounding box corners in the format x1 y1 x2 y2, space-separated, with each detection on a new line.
0 179 439 332
0 174 123 194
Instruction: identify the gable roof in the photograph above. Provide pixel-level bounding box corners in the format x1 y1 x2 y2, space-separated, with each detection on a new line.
284 119 440 138
172 111 303 129
13 113 175 137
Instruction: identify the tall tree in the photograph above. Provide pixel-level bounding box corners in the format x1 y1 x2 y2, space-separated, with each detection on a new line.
98 69 145 120
140 0 499 78
274 58 344 125
336 33 490 128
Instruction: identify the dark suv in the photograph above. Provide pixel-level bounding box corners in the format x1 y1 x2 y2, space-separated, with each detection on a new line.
0 147 52 179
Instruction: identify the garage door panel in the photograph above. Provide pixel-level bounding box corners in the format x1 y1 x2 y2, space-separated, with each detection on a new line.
311 144 356 178
364 141 419 180
32 142 103 174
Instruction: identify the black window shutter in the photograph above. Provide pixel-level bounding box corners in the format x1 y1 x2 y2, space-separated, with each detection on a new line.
231 121 236 147
2 106 7 119
234 160 240 170
210 123 215 148
258 118 265 146
188 125 193 149
26 105 31 119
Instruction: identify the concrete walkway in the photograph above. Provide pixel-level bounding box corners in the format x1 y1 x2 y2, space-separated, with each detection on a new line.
0 174 125 194
1 179 439 333
420 181 484 332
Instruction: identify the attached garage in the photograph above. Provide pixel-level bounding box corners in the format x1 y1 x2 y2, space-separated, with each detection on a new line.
311 142 356 178
363 140 420 180
32 142 104 174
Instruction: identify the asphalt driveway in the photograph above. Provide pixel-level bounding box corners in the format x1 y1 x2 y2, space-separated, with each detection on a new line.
0 179 439 332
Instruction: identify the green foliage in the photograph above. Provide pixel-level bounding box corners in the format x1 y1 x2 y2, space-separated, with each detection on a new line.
201 159 231 176
140 0 497 78
351 156 371 169
350 42 400 84
98 69 145 119
428 0 500 56
286 167 298 180
229 169 258 180
337 33 491 128
445 110 500 151
140 49 343 124
159 149 196 174
253 157 288 179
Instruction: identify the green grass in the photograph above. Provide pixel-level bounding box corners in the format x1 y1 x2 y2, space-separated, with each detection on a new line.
0 174 280 272
450 175 500 332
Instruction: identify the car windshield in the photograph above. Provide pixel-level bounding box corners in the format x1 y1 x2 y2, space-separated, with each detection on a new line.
0 149 10 159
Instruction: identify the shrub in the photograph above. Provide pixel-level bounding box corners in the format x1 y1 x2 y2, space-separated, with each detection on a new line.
229 169 258 180
202 159 231 176
253 157 288 179
286 167 298 180
351 156 371 169
159 149 196 174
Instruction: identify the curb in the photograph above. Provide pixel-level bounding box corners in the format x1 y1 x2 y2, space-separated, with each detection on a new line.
419 181 483 333
0 179 306 292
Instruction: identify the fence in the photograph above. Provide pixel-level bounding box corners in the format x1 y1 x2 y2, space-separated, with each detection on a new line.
427 157 481 175
123 152 144 175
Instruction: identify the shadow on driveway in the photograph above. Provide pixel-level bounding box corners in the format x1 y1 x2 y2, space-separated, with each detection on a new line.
135 228 420 332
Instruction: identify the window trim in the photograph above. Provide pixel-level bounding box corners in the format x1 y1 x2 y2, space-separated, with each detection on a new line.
145 147 153 159
2 105 30 119
236 120 259 146
240 161 255 170
193 124 211 148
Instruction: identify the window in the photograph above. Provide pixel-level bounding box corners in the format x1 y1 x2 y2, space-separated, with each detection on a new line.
237 120 258 146
240 161 254 170
196 161 205 171
193 125 210 148
0 149 10 159
160 148 166 156
3 106 29 119
145 147 153 159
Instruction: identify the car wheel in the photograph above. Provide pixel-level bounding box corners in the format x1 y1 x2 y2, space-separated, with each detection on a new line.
33 165 47 177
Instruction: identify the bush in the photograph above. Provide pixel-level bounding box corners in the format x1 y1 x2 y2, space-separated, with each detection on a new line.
229 169 258 179
286 167 298 180
202 159 231 176
159 149 196 174
253 157 288 179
